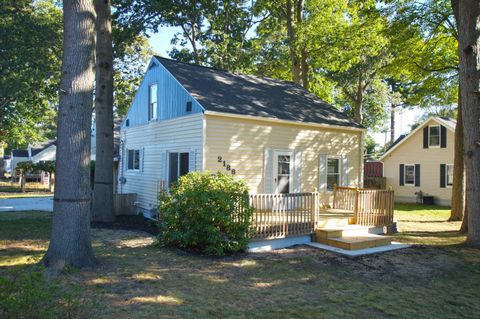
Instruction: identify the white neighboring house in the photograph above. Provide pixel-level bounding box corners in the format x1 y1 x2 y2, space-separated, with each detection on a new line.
380 116 456 206
11 140 57 173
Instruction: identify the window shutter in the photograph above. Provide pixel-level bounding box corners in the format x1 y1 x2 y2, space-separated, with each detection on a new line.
264 148 273 193
440 164 446 188
415 164 421 187
318 155 327 192
440 125 447 148
341 156 349 187
399 164 405 186
423 127 429 148
293 151 302 193
189 149 196 172
141 147 145 172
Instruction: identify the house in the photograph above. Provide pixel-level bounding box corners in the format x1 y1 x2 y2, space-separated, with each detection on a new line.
11 140 57 182
379 117 456 206
118 56 365 215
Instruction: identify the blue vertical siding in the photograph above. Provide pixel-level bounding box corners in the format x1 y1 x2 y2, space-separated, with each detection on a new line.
122 59 204 128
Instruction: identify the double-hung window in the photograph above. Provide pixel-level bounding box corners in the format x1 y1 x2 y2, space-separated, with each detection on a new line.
168 152 189 184
149 84 157 120
326 158 340 191
446 164 454 187
429 125 440 147
404 164 415 185
127 149 140 170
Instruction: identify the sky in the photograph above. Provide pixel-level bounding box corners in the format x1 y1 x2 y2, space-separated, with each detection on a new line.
147 26 423 147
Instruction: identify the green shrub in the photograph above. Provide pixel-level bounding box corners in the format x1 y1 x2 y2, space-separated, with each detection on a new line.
0 268 93 319
158 172 254 255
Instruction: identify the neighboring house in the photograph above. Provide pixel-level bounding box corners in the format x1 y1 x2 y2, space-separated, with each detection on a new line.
11 140 57 173
118 56 365 214
2 155 12 174
380 117 456 206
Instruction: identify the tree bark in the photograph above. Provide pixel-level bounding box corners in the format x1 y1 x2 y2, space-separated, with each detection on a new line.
354 73 364 124
449 90 465 221
390 104 395 144
42 0 97 270
285 0 301 85
91 0 115 223
456 0 480 247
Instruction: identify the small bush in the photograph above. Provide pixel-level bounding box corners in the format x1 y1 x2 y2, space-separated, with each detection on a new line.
0 268 93 319
158 172 254 255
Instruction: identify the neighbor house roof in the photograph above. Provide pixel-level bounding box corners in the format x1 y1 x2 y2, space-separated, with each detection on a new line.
154 56 362 129
379 116 456 161
12 140 56 158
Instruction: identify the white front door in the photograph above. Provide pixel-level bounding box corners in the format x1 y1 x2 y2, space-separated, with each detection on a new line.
272 150 293 194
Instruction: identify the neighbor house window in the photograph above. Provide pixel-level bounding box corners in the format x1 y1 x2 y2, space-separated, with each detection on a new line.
404 164 415 185
186 101 192 112
446 164 454 186
127 149 140 170
327 158 340 191
429 125 440 147
149 84 157 120
168 152 189 184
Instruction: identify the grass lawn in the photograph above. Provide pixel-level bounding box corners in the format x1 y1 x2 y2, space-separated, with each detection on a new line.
1 204 479 318
0 180 52 198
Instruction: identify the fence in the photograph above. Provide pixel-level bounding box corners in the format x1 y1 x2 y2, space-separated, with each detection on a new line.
249 192 320 239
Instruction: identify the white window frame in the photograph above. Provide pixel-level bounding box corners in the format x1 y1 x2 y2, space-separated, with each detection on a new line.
326 156 341 192
446 164 454 187
404 164 415 186
127 149 140 171
148 83 158 121
428 125 441 148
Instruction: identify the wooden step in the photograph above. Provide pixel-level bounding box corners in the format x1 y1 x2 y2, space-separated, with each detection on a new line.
315 234 391 250
315 225 370 239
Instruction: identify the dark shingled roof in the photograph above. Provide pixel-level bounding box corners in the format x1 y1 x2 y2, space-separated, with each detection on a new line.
12 140 56 158
154 57 362 129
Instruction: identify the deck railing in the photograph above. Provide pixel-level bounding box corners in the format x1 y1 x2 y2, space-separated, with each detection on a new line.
249 192 320 239
333 186 394 227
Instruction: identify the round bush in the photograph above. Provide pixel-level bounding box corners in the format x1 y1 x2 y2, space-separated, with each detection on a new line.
158 172 254 255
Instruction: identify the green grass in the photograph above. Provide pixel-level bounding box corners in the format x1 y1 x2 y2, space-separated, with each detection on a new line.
0 207 479 318
0 179 52 197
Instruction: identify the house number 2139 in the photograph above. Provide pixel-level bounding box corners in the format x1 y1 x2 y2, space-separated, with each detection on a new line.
217 156 236 175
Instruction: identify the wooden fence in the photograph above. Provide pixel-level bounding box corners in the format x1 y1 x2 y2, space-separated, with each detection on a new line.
249 192 320 239
333 186 394 227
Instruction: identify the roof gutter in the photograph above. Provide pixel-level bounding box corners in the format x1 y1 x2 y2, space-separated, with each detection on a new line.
204 110 365 132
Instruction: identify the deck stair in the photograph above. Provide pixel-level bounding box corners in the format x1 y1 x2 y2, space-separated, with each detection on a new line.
314 225 391 250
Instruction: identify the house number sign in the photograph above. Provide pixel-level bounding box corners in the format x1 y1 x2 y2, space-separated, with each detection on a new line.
217 156 236 175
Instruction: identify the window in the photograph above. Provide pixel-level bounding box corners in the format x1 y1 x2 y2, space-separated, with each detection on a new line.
327 158 340 191
168 152 189 184
186 101 192 112
404 164 415 185
429 125 440 147
127 149 140 170
149 84 157 120
446 164 454 186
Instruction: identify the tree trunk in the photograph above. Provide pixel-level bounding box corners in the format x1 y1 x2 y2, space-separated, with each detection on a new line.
390 104 395 144
449 91 465 221
354 73 364 124
285 0 301 85
456 0 480 247
48 173 54 193
21 173 25 193
91 0 115 223
42 0 97 270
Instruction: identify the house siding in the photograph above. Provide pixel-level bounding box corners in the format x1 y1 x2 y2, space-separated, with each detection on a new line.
382 118 455 206
203 114 363 204
122 62 203 128
118 113 204 211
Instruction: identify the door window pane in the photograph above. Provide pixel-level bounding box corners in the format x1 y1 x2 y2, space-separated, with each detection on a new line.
276 155 290 194
327 158 340 191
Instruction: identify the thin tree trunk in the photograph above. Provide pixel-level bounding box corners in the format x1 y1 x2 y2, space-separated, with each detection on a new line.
354 73 364 124
456 0 480 247
390 104 396 144
21 173 25 192
285 0 301 84
449 91 465 221
42 0 97 270
296 0 308 89
91 0 114 223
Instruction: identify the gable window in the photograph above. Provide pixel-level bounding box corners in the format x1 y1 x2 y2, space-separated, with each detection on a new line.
127 149 140 170
149 84 157 120
168 152 189 184
404 164 415 185
446 164 454 186
326 158 340 191
186 101 192 112
429 125 440 147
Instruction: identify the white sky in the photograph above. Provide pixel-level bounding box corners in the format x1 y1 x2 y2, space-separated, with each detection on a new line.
147 26 423 146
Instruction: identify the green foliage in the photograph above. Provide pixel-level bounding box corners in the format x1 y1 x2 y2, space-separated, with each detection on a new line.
34 161 55 174
158 172 253 255
14 161 36 175
0 268 91 319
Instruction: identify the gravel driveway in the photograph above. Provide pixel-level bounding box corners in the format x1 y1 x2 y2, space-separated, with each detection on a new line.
0 197 53 212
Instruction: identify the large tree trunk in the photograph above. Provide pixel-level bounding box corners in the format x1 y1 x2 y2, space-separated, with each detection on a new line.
91 0 115 223
456 0 480 247
42 0 97 270
449 91 465 221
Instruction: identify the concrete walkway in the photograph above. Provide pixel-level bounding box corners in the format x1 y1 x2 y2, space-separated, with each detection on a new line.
0 197 53 212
